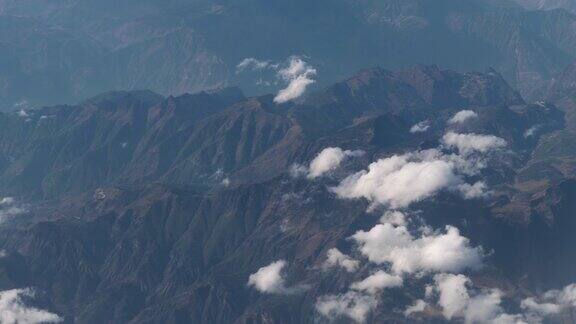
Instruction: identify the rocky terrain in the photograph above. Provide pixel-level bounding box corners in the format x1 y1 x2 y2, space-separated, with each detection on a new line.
0 65 576 323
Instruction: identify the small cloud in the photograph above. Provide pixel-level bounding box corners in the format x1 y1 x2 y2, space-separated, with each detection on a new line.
0 288 62 323
316 291 378 323
404 299 428 317
380 210 407 226
274 57 317 104
17 109 29 118
410 121 430 133
307 147 364 179
457 181 488 199
247 260 306 295
448 110 478 125
236 58 271 72
442 132 506 155
524 125 541 138
323 248 360 273
0 197 26 224
350 271 403 294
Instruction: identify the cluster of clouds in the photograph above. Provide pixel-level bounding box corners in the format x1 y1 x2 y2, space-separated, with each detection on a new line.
247 107 574 323
236 56 317 103
404 273 576 324
0 288 61 324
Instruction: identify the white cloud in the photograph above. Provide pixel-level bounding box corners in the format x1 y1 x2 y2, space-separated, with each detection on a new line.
236 58 271 72
288 163 308 178
433 274 526 324
380 210 407 226
410 121 431 133
323 248 360 273
316 291 378 323
521 283 576 318
404 299 428 317
448 110 478 125
351 271 403 294
331 151 462 209
524 125 540 138
247 260 287 294
0 198 26 224
0 198 14 206
0 288 62 324
308 147 364 179
458 181 488 199
352 224 483 274
247 260 306 295
442 132 507 155
274 57 317 103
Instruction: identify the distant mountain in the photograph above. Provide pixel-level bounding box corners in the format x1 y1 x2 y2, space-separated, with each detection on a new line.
512 0 576 13
2 0 576 110
0 65 573 323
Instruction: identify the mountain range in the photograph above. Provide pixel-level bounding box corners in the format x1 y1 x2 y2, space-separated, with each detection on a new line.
3 0 576 110
1 64 576 322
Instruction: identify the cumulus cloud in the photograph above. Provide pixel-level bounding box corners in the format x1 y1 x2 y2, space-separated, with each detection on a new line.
331 150 464 209
410 121 431 133
274 57 317 103
404 299 428 317
0 288 62 324
247 260 306 295
351 271 403 294
442 132 507 155
308 147 365 179
323 248 360 273
316 291 378 323
352 224 483 274
448 110 478 125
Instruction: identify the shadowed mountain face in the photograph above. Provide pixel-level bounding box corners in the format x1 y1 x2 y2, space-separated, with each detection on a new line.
2 0 576 110
0 65 575 323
